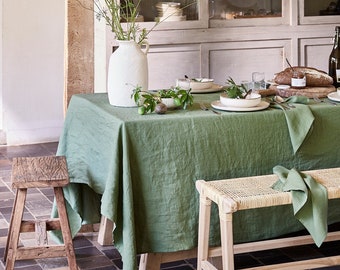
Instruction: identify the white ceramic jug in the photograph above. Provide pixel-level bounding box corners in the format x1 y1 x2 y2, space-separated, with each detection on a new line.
107 40 149 107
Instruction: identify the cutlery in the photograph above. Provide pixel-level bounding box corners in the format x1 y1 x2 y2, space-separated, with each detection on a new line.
274 96 296 108
265 98 291 110
199 103 221 115
313 96 338 106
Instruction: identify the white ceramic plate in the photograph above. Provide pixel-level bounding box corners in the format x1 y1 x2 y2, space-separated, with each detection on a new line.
211 100 269 112
191 84 223 94
327 92 340 102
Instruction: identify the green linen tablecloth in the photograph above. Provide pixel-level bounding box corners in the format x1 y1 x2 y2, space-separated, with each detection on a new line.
54 93 340 270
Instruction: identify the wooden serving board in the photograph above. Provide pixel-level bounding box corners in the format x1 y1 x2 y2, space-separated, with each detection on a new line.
270 85 336 98
257 88 277 96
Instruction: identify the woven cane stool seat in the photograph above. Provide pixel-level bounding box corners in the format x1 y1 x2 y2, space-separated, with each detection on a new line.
4 156 78 270
196 167 340 270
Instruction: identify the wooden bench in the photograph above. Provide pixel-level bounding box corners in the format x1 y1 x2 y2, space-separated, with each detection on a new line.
196 167 340 270
4 156 78 270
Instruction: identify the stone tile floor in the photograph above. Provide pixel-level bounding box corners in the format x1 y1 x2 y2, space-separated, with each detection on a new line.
0 142 340 269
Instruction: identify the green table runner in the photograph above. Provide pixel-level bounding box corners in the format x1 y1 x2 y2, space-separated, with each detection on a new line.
54 93 340 270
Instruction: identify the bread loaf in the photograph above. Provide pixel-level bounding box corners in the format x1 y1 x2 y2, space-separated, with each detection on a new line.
274 67 333 87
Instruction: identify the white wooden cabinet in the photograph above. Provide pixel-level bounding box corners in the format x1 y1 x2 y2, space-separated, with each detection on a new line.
98 0 339 90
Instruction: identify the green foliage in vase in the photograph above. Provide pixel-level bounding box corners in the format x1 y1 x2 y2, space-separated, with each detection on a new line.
80 0 196 44
94 0 148 44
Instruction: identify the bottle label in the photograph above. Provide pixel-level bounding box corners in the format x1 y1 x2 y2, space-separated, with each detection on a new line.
337 69 340 83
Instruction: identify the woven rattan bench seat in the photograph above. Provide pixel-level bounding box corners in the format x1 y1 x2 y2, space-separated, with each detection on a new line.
198 167 340 213
196 167 340 270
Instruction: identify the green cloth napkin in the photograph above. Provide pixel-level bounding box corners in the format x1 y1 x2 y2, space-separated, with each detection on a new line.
272 165 328 247
270 96 314 154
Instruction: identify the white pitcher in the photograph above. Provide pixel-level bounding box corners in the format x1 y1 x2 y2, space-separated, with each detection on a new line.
107 40 149 107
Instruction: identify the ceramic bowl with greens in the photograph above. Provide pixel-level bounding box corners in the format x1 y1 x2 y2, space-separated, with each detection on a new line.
177 78 214 90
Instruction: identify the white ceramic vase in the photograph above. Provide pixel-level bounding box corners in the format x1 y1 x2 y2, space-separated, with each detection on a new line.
107 40 149 107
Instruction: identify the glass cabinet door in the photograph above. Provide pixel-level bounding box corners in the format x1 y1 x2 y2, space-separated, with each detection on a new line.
209 0 288 27
300 0 340 24
210 0 282 20
123 0 207 30
304 0 340 16
137 0 198 21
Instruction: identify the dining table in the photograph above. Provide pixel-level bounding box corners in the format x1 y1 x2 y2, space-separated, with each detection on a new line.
54 92 340 270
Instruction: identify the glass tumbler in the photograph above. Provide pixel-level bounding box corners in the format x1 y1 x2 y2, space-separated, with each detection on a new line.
252 72 266 92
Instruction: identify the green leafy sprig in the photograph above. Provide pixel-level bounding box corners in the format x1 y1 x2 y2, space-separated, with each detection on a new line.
224 77 248 99
157 88 194 110
132 86 194 115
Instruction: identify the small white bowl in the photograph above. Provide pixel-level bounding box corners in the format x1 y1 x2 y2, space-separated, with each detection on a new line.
176 78 214 90
161 98 180 109
190 78 214 90
220 93 262 108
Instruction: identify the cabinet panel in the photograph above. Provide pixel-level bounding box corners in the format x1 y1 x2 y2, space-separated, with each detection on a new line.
299 38 333 72
203 40 291 85
147 45 201 89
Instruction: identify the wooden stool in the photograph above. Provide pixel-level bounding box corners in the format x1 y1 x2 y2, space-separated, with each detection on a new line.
196 168 340 270
4 156 78 270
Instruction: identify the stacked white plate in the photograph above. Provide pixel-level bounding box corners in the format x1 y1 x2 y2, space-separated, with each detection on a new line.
155 2 186 22
211 93 270 112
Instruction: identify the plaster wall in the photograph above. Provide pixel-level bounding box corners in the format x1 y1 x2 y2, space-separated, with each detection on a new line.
2 0 65 145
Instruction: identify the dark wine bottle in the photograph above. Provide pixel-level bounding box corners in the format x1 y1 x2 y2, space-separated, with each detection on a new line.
329 26 340 89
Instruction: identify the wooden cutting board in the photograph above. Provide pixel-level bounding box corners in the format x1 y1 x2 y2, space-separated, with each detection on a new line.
269 85 336 98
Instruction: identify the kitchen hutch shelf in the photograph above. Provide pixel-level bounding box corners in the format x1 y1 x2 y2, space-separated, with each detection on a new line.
96 0 340 90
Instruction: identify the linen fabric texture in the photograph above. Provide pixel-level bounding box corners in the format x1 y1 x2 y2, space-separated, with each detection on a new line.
52 93 340 270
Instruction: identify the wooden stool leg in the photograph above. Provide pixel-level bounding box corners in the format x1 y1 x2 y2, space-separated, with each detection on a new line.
54 187 78 270
220 210 234 270
4 188 20 262
98 216 114 245
197 194 212 270
5 189 27 270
